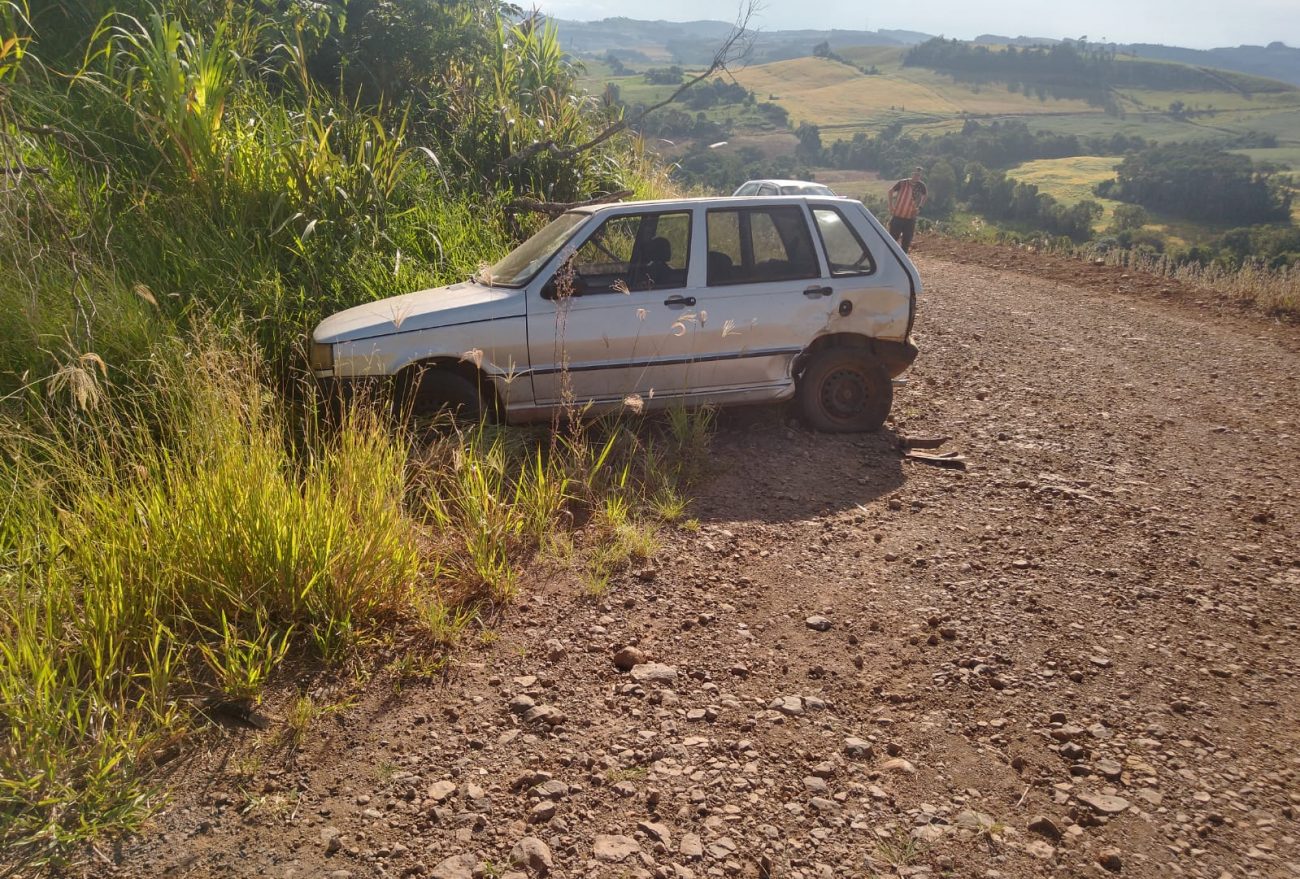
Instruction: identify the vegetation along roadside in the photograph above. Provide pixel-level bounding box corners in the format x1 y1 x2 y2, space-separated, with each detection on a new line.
0 0 717 870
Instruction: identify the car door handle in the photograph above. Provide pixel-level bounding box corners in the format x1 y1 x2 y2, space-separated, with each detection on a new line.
803 286 833 298
663 295 696 307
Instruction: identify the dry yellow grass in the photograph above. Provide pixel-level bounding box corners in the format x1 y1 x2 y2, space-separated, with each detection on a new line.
729 57 1100 131
1007 156 1125 228
1099 248 1300 317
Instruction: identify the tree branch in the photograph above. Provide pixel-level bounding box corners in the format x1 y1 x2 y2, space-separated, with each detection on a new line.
505 188 634 216
502 1 757 170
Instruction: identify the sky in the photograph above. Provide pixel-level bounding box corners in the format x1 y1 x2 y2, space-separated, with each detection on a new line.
531 0 1300 50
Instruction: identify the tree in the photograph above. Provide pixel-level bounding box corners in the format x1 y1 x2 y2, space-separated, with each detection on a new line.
1102 143 1291 224
795 123 822 163
1109 203 1148 231
925 160 957 216
644 66 685 85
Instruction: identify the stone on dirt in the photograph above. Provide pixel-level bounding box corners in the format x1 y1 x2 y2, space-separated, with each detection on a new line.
509 836 553 874
430 853 478 879
630 662 677 684
1077 792 1130 815
593 834 641 862
613 645 647 671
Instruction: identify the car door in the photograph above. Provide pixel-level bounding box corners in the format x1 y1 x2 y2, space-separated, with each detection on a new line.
806 202 912 340
526 209 703 406
682 202 835 392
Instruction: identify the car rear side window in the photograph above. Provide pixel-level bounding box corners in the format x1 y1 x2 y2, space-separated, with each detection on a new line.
811 207 877 276
706 206 820 286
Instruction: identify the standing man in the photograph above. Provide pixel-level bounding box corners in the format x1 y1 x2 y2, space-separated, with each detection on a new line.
887 166 927 253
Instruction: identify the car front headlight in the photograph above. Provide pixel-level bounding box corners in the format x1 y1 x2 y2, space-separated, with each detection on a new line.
309 339 334 373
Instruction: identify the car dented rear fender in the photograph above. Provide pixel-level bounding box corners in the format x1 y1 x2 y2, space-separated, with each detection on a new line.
792 333 919 380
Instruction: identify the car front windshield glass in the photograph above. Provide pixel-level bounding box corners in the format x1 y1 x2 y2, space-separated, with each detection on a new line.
482 212 588 288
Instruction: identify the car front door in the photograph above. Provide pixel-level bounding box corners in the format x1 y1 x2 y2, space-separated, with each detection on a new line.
526 209 703 407
682 202 835 392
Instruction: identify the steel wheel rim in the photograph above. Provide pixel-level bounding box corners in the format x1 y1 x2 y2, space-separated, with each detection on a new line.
820 366 869 421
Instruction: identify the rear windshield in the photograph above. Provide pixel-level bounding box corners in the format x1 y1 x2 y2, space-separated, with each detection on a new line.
482 212 588 288
780 184 834 196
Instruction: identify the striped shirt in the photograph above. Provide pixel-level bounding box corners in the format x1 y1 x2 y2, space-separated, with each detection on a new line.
889 179 927 220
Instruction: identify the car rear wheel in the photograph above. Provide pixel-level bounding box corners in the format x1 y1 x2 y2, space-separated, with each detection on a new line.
797 349 892 433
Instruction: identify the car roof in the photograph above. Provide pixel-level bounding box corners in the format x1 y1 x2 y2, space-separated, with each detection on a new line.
740 179 831 188
576 194 859 214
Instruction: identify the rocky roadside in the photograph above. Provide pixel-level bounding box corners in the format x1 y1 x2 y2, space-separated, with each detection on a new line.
112 254 1300 879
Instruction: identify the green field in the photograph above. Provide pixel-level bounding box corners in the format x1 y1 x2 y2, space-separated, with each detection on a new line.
1231 146 1300 169
1006 156 1126 229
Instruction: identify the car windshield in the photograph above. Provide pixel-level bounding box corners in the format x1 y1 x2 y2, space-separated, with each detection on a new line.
780 183 834 195
481 212 588 288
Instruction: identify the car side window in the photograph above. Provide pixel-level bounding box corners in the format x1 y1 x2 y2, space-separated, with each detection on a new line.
811 207 877 276
735 183 758 196
706 206 820 286
567 211 691 294
630 212 690 291
757 183 777 196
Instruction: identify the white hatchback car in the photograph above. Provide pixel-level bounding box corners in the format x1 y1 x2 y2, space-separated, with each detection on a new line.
733 179 835 197
311 196 919 431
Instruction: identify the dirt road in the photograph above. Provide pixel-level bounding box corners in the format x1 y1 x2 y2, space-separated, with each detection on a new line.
124 253 1300 879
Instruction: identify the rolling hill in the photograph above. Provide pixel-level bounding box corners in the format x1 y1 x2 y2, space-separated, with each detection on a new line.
556 17 1300 87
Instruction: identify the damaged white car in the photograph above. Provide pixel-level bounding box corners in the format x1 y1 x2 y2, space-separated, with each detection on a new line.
311 196 920 431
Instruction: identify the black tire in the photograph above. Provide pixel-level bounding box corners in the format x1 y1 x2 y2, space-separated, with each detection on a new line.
797 349 893 433
402 368 489 426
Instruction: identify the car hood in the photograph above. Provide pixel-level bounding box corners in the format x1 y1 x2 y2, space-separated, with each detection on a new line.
313 282 522 344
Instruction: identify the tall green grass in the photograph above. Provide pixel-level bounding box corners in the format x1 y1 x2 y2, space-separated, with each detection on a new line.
0 337 425 864
1 333 713 868
0 4 710 867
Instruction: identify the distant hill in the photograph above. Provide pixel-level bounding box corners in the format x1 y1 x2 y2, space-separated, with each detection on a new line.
549 17 932 66
553 18 1300 88
973 34 1063 47
1125 42 1300 87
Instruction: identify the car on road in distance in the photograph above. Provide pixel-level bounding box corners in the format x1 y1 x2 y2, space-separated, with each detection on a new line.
311 196 919 432
733 179 836 197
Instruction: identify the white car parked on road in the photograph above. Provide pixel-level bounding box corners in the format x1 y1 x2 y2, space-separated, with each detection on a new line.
311 196 920 431
732 179 835 197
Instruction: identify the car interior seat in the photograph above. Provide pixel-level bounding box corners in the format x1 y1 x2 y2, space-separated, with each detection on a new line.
706 250 733 284
644 237 673 287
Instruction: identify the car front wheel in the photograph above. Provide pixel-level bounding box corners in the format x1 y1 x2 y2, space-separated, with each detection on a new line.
400 367 489 426
797 349 893 433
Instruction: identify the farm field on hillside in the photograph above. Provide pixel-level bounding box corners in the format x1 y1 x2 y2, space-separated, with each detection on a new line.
1119 87 1300 113
586 51 1300 151
728 57 1101 137
1232 146 1300 169
1006 156 1125 228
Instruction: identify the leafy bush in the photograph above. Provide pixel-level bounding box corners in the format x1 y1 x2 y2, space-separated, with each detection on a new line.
1096 143 1292 225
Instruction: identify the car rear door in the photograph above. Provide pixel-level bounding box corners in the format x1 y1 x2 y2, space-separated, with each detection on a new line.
680 201 835 392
